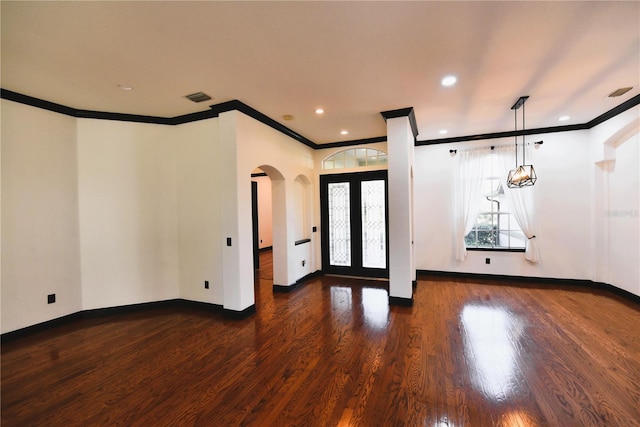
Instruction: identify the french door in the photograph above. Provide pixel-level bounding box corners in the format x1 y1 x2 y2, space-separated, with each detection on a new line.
320 170 389 278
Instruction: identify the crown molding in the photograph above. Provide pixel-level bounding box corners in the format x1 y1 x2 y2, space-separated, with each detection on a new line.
415 123 588 146
3 88 638 150
315 136 387 150
1 88 77 117
586 94 640 128
213 100 318 149
380 107 418 139
417 94 640 146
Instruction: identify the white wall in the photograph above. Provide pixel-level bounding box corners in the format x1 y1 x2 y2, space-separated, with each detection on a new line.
176 118 223 304
77 119 180 310
236 111 316 283
608 137 639 295
535 130 592 279
2 101 318 329
590 107 639 296
227 111 315 296
292 176 307 242
1 100 82 333
387 117 415 300
414 130 593 280
293 242 312 280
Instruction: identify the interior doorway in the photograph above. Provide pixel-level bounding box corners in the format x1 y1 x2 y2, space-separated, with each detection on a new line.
251 168 274 281
252 181 259 269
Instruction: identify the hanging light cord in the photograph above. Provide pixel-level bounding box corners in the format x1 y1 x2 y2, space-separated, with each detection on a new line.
522 101 526 165
514 106 518 167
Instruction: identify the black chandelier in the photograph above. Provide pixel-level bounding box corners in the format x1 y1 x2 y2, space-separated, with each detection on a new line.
507 96 538 188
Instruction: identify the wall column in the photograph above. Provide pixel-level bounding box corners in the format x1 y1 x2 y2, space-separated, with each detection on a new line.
382 108 417 305
219 110 256 317
271 177 291 287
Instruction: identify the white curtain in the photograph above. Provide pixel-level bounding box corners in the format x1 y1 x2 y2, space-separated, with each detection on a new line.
454 148 490 261
496 143 541 262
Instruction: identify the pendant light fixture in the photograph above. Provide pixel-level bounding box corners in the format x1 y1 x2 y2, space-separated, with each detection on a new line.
507 96 538 188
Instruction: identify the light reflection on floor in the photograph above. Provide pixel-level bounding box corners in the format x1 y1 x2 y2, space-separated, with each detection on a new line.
362 287 389 329
431 411 536 427
460 304 524 401
330 286 353 314
329 285 389 329
433 416 455 427
499 410 538 427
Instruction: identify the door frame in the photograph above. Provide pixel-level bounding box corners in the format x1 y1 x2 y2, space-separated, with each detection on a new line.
251 180 260 270
320 170 389 278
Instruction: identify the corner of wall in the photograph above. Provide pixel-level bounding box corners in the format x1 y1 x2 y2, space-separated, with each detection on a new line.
1 100 82 333
589 106 640 296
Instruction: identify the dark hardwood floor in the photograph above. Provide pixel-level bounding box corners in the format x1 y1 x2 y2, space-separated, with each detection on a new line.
2 251 639 426
256 248 273 281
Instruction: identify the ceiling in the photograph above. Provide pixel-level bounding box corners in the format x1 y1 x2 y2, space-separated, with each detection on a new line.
2 1 639 145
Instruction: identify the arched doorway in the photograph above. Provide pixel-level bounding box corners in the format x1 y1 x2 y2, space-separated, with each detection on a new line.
250 165 287 290
251 168 273 276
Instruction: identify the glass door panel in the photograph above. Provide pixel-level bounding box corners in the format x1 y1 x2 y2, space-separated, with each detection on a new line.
361 180 386 269
327 182 351 267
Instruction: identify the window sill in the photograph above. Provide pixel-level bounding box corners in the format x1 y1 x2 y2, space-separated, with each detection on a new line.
467 247 525 253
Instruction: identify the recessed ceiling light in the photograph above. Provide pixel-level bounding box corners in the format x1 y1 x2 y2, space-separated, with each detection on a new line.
315 108 324 115
439 129 448 135
559 115 570 122
118 84 133 91
340 130 349 135
441 75 457 87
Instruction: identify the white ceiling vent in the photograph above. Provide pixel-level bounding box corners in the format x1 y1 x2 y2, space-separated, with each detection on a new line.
185 92 212 103
607 87 633 97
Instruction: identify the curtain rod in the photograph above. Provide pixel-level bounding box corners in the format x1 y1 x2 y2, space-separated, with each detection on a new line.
449 140 543 155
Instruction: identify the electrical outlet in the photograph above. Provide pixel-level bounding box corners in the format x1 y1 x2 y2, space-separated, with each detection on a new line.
204 280 209 289
47 294 56 304
302 260 306 267
312 226 317 233
485 258 491 265
226 237 232 246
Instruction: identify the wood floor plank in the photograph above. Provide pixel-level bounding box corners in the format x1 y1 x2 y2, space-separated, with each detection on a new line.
2 255 639 426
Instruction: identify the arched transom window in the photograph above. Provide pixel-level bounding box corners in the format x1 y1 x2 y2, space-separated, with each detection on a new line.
322 148 388 170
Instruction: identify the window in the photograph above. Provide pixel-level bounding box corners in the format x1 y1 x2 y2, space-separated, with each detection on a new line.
323 148 387 170
465 155 525 250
